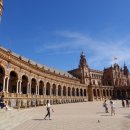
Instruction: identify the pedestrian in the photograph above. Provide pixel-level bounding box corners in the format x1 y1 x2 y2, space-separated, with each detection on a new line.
110 100 115 116
122 100 125 107
0 95 5 108
0 94 7 109
103 100 109 113
44 100 54 120
125 99 129 107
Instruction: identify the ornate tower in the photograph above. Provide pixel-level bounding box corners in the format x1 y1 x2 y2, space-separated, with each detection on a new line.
0 0 3 15
0 0 3 21
124 63 129 77
79 51 88 68
79 51 90 84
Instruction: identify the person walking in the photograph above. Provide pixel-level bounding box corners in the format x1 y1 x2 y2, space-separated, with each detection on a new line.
125 99 129 107
122 100 125 108
110 100 115 116
44 100 54 120
103 100 109 113
0 95 5 109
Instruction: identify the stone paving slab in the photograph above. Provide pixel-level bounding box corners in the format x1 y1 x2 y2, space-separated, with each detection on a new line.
0 100 130 130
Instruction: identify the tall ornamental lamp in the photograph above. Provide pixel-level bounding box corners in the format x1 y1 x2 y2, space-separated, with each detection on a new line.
0 0 3 22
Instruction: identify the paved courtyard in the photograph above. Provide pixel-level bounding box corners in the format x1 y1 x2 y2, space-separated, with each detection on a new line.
0 100 130 130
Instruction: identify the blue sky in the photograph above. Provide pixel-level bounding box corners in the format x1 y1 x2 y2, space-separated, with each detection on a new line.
1 0 130 71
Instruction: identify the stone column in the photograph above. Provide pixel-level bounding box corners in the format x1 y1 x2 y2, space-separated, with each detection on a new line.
35 84 37 95
37 84 39 95
105 89 107 97
50 86 52 96
16 80 19 93
100 89 103 100
56 87 58 96
66 87 68 97
3 76 6 92
82 89 84 97
101 89 103 99
6 77 10 93
78 89 79 97
19 81 22 94
44 87 46 96
108 89 110 97
27 82 30 94
61 86 63 97
35 85 38 95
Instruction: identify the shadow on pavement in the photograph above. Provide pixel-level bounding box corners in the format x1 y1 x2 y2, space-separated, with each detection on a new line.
32 119 44 121
96 112 106 114
124 115 130 118
100 115 112 116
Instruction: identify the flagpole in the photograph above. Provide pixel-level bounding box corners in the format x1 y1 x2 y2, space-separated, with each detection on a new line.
114 57 117 64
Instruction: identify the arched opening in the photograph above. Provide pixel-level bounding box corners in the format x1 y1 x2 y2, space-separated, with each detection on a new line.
103 89 106 97
76 88 79 96
63 86 66 96
97 89 100 97
127 89 130 99
21 75 28 94
68 87 71 96
9 71 18 93
117 90 121 99
31 78 37 94
72 88 75 96
84 89 86 96
46 82 51 96
122 89 126 99
0 66 5 92
93 89 96 97
39 80 44 95
110 90 112 96
52 84 56 96
58 85 61 96
106 90 109 96
113 90 116 98
80 89 83 96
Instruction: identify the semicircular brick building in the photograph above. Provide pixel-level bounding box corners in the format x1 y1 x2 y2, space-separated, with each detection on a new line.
0 0 130 108
1 46 130 108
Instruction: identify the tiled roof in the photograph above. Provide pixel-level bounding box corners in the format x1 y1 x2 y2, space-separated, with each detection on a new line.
0 46 77 79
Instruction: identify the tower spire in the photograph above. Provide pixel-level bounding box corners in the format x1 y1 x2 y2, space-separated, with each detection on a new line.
79 51 88 68
123 62 129 77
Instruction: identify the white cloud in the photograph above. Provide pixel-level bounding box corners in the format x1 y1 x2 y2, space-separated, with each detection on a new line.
36 30 130 69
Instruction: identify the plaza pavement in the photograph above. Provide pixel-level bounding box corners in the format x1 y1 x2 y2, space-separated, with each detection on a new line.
0 100 130 130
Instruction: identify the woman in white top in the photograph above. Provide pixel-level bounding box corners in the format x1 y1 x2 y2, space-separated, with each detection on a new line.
110 100 115 116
